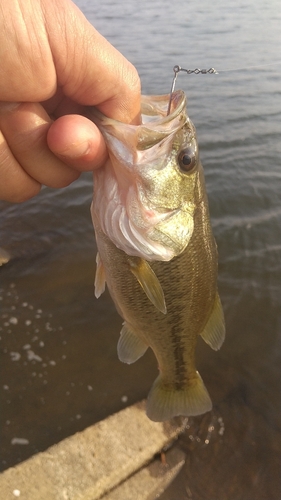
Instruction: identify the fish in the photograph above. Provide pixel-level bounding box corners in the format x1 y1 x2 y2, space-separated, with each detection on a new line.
88 90 225 422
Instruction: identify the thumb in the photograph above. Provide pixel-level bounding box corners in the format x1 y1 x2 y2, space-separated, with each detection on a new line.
47 114 108 171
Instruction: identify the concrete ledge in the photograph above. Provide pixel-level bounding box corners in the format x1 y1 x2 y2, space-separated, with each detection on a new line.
102 447 185 500
0 400 186 500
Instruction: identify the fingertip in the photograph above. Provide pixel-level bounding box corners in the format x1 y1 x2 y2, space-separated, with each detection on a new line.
47 115 108 171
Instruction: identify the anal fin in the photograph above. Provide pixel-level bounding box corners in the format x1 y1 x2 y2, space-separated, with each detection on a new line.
128 257 166 314
200 291 225 350
117 322 148 364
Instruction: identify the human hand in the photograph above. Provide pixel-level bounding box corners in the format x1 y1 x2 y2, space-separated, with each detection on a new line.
0 0 141 203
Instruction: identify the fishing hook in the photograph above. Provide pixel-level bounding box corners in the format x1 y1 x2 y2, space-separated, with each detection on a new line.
167 65 218 115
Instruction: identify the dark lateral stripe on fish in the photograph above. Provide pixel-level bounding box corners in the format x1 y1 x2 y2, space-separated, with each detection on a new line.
166 286 189 389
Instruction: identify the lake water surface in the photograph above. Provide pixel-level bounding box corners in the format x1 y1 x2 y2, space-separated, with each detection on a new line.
1 0 281 498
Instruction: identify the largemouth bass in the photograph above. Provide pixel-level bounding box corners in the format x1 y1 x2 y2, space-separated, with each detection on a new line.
89 90 225 422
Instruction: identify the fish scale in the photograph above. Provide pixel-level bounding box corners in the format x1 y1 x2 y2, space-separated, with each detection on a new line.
89 90 225 421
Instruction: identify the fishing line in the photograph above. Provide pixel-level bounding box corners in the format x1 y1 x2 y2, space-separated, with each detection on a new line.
166 62 281 115
215 61 281 72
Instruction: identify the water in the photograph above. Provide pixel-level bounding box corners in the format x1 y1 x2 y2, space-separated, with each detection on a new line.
0 0 281 497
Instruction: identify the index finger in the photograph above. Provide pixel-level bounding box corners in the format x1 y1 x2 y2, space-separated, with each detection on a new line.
45 0 141 124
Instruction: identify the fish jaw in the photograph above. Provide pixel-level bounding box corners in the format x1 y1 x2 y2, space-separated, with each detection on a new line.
89 90 199 262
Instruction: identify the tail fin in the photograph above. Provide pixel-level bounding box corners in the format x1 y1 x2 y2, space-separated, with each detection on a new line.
146 371 212 422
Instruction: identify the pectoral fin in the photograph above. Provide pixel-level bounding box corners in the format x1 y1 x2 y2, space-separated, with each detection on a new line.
94 252 106 298
200 292 225 350
128 258 166 314
117 322 148 364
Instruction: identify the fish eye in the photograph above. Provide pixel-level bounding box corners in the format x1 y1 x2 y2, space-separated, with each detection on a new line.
178 147 197 173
